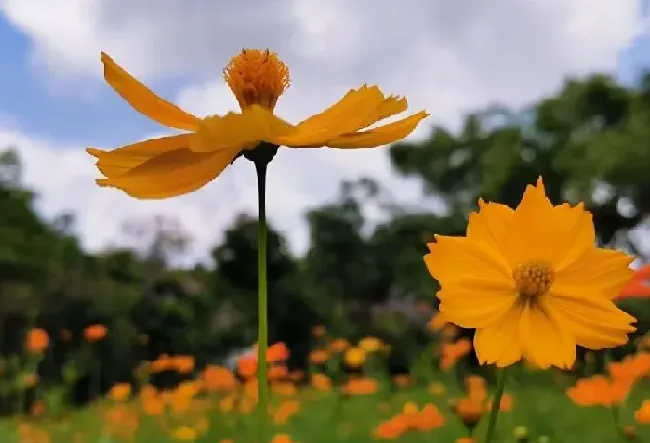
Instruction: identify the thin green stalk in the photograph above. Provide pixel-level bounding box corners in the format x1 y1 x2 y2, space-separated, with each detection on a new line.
255 160 270 443
484 367 508 443
610 405 625 441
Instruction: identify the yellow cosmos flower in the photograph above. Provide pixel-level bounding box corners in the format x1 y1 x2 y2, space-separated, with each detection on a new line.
424 177 636 370
88 49 428 199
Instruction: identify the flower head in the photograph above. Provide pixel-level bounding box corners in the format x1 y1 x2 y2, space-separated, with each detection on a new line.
89 49 428 199
424 177 636 370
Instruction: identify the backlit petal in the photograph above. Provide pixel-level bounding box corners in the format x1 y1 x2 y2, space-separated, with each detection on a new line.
473 303 524 367
189 106 296 152
511 177 594 269
279 86 411 147
97 148 239 199
519 302 576 369
87 134 194 178
553 247 634 299
325 111 428 149
544 292 636 349
101 53 200 131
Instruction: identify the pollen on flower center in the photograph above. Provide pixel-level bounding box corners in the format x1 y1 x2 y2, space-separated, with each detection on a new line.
223 48 290 111
512 261 554 299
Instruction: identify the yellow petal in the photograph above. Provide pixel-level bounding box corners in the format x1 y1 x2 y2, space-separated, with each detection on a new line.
278 86 407 147
545 292 636 349
510 177 594 268
425 235 512 285
473 303 523 367
519 302 576 369
553 247 634 299
437 286 517 329
101 52 200 131
88 134 194 178
189 106 295 152
466 199 522 268
97 148 239 199
324 111 428 149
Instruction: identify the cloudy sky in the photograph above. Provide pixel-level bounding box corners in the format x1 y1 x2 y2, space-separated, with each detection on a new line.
0 0 648 265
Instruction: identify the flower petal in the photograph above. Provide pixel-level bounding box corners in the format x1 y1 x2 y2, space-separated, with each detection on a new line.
325 111 428 149
278 86 407 147
466 199 522 268
425 235 513 285
473 303 524 367
101 52 200 131
87 134 194 178
554 247 634 299
510 177 594 269
97 148 239 199
519 302 576 369
544 292 636 349
438 286 517 329
189 106 296 152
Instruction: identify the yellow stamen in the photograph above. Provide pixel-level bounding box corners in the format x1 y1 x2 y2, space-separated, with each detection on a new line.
223 49 290 111
512 261 554 299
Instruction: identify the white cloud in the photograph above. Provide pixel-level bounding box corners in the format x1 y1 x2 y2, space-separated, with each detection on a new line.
0 0 646 265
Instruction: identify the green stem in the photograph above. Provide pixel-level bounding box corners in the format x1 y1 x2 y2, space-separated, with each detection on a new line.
484 367 508 443
610 405 625 441
255 160 270 443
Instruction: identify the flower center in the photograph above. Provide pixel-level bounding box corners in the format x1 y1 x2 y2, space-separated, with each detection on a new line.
512 261 554 299
223 49 290 111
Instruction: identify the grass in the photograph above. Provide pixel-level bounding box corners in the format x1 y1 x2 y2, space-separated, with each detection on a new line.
1 369 649 443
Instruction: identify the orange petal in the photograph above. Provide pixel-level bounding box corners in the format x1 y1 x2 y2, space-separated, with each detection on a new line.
101 52 200 131
97 147 239 199
324 111 428 149
473 303 524 367
88 134 194 178
519 302 576 369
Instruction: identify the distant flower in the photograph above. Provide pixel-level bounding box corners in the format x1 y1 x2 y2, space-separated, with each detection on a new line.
344 347 366 368
89 49 427 199
25 328 49 354
83 324 107 342
424 177 636 370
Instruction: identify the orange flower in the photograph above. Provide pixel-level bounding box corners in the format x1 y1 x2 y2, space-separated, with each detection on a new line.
635 400 650 424
268 365 288 381
427 312 447 332
328 338 350 353
373 403 445 439
344 347 366 368
201 365 237 393
311 373 332 392
150 354 174 373
26 328 49 354
84 324 107 342
309 349 329 365
488 393 514 412
341 377 378 396
108 383 132 402
566 374 632 407
393 374 410 388
237 355 258 379
272 399 301 425
439 338 472 371
454 397 485 429
173 355 195 374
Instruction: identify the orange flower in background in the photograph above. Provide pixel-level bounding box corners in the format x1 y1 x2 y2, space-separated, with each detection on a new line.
311 373 333 392
439 338 472 371
201 365 237 393
374 402 445 439
309 349 329 365
344 347 366 368
427 312 447 332
454 397 485 429
270 433 297 443
608 353 650 385
26 328 49 354
342 377 378 396
89 49 427 199
635 400 650 424
108 383 132 402
566 374 632 407
329 338 350 353
359 336 383 353
393 374 410 388
150 354 174 373
424 177 636 370
84 324 107 342
173 355 195 374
